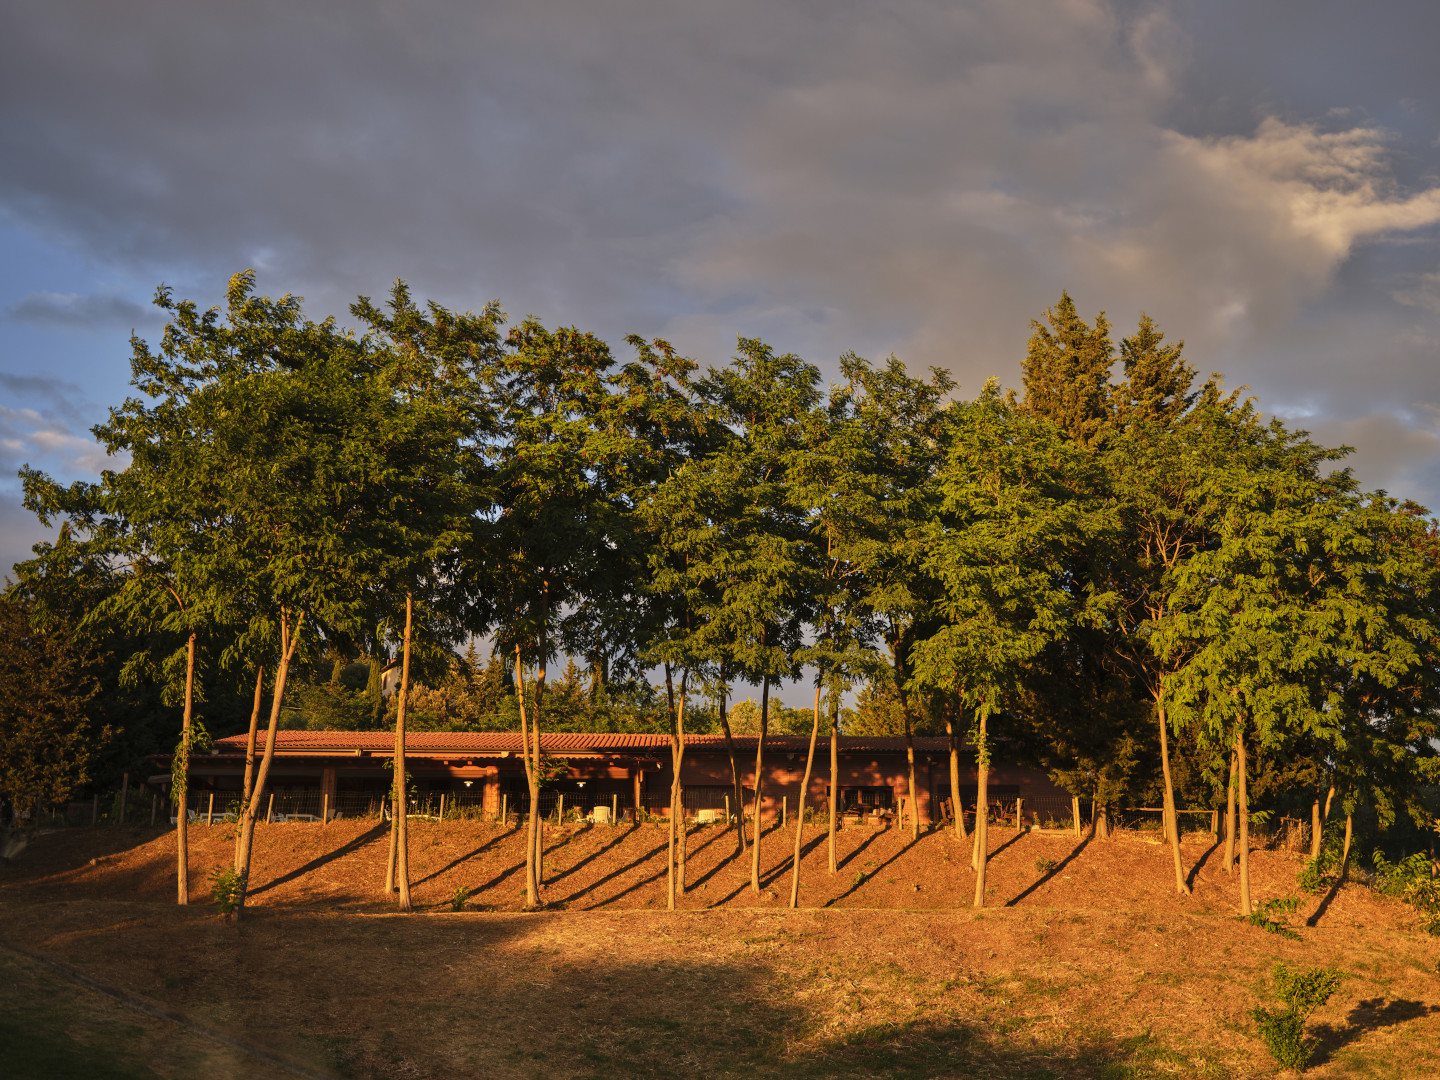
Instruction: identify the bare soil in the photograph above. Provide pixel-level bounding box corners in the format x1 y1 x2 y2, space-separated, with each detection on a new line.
3 819 1438 1079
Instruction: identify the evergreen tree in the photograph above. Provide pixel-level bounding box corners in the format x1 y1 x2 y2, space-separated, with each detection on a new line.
1020 292 1115 448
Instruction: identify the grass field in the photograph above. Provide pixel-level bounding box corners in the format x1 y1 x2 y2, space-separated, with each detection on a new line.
2 819 1437 1079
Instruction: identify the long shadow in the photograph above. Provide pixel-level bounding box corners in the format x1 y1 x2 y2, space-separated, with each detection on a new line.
1184 839 1222 891
984 830 1027 862
826 831 925 906
1310 998 1440 1065
248 822 388 897
684 829 749 891
1005 835 1090 907
1305 866 1349 928
587 826 741 907
758 829 833 889
704 822 803 906
464 822 598 897
835 827 886 872
542 823 635 886
411 826 515 887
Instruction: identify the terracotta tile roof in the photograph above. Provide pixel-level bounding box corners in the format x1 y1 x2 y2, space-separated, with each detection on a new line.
211 730 968 755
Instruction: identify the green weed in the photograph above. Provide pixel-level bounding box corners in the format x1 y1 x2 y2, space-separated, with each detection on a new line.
1250 963 1344 1072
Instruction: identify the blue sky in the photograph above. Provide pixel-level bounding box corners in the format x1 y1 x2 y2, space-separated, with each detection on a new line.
4 0 1440 580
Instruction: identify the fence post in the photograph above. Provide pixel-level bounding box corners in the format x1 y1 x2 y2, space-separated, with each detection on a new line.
725 793 731 825
266 793 274 824
439 793 446 822
119 772 129 826
557 793 564 825
1210 808 1219 843
782 796 787 827
322 792 329 826
207 793 215 826
1016 798 1023 833
611 793 618 824
1071 795 1080 836
501 793 508 827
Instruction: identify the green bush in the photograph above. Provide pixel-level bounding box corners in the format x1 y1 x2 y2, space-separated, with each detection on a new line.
1371 850 1440 935
1250 964 1344 1072
1244 896 1304 940
208 866 247 917
1298 820 1346 894
450 886 473 912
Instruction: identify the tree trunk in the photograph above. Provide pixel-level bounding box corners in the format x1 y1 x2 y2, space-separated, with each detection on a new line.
664 663 688 911
385 805 398 893
1340 811 1353 878
234 664 265 868
1323 782 1336 822
946 713 966 842
789 683 823 908
1156 703 1191 895
516 646 541 909
827 691 839 874
391 592 414 913
1223 746 1238 873
677 672 688 892
972 711 989 907
750 674 769 894
893 654 920 842
176 631 196 906
235 609 303 916
719 680 746 856
1310 796 1323 861
1237 726 1251 917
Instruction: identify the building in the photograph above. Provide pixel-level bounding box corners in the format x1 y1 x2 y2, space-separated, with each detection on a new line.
178 730 1073 826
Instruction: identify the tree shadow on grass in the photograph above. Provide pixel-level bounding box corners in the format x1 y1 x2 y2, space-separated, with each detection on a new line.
411 825 516 887
1184 839 1222 891
1309 997 1440 1066
1006 835 1089 907
247 822 388 898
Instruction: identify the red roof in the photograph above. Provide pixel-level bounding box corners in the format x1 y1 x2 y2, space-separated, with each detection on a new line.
211 730 966 755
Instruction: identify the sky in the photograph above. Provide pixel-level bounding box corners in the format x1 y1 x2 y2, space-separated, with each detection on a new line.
3 0 1440 582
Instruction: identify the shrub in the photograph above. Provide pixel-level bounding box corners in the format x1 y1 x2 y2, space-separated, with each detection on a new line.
1035 857 1058 873
1371 850 1440 935
450 886 473 912
1244 897 1304 940
209 866 247 917
1251 963 1345 1072
1298 820 1346 894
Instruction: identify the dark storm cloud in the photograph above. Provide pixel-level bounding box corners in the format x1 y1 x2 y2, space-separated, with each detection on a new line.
5 291 151 332
2 1 1440 505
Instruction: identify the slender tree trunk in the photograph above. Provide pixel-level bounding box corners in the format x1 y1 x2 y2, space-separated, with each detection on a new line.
827 691 839 874
1340 810 1353 878
385 805 398 893
1237 726 1251 917
234 664 265 868
893 654 920 842
1310 795 1323 861
750 675 770 894
677 672 688 893
719 680 746 856
972 711 989 907
1323 782 1336 822
176 631 196 906
946 712 966 842
789 683 822 908
1223 747 1238 873
391 592 414 913
516 646 540 909
1156 703 1190 895
665 663 681 910
235 609 303 916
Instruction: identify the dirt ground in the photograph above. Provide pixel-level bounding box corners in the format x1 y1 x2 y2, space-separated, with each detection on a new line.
3 819 1439 1079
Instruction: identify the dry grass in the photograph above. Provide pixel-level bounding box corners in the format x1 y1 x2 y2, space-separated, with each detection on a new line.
3 820 1438 1079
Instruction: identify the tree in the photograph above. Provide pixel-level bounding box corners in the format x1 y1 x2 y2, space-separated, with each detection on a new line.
0 591 107 827
914 385 1101 907
1020 292 1114 449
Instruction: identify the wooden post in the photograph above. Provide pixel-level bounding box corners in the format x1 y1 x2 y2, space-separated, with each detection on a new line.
322 792 330 825
207 793 215 826
1211 808 1219 842
439 793 446 822
119 773 129 826
266 793 275 824
611 793 618 824
150 791 157 826
91 793 99 826
633 769 643 819
557 792 564 824
502 793 508 827
1015 797 1023 833
782 795 787 827
725 793 731 825
1072 795 1080 836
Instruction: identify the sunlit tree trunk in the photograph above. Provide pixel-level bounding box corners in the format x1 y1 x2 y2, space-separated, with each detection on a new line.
1237 726 1251 917
234 664 264 868
1156 702 1191 895
894 661 920 842
946 711 966 843
827 692 839 874
750 674 770 894
719 680 746 857
664 663 689 910
1310 795 1323 861
235 609 303 917
391 592 414 912
972 711 989 907
516 646 541 909
789 684 822 908
176 631 196 906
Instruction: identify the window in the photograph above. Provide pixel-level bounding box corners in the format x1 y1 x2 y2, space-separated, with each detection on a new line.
840 786 894 811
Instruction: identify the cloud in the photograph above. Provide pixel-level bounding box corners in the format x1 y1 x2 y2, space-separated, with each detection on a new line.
5 290 152 332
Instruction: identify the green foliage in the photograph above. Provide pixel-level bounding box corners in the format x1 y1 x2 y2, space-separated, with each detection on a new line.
208 866 247 916
449 886 473 912
1244 897 1304 940
169 719 213 798
1250 964 1345 1072
1035 857 1058 873
1371 850 1440 934
1298 819 1347 894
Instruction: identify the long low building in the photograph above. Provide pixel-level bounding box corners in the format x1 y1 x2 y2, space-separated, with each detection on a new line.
180 730 1074 827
